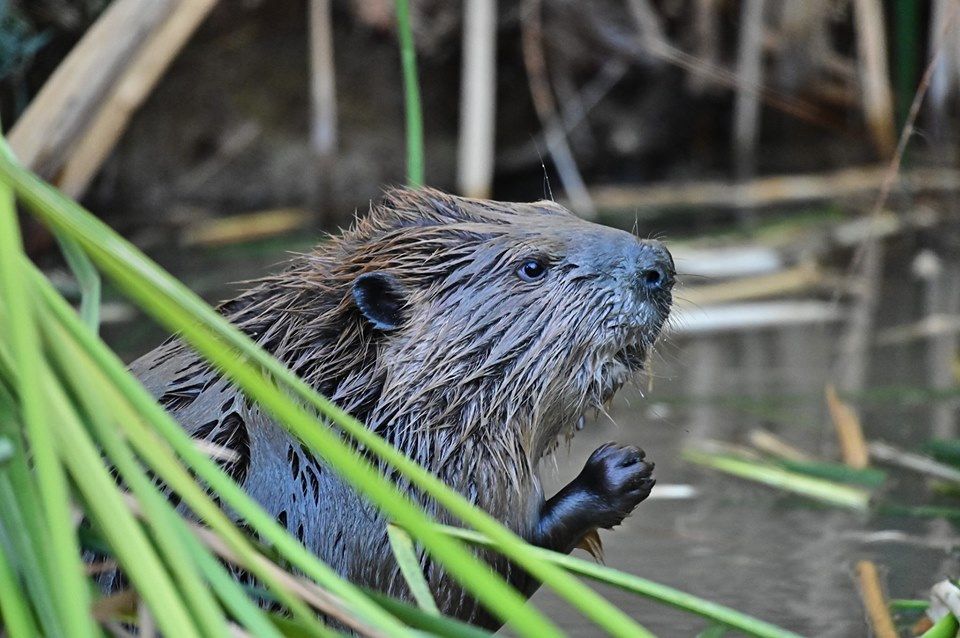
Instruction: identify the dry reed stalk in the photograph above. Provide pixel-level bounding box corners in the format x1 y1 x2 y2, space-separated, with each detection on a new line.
837 235 881 392
585 166 960 211
8 0 176 178
137 602 157 638
834 5 957 393
181 208 311 247
854 560 897 638
56 0 217 198
626 0 668 57
687 0 720 93
852 0 896 156
615 8 833 129
876 314 960 346
825 384 869 470
733 0 765 179
680 264 822 307
927 0 960 121
309 0 338 157
191 525 387 638
497 59 627 173
457 0 498 199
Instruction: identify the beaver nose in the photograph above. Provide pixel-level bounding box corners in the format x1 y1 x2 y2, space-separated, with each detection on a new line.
637 243 675 292
640 266 671 291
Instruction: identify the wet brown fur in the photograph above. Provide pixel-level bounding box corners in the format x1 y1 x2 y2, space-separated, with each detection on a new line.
126 187 671 626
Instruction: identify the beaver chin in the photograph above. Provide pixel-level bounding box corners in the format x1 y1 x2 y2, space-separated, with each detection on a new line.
573 324 663 435
553 346 646 444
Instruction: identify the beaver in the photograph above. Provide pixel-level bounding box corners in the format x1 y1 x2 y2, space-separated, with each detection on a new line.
122 187 674 628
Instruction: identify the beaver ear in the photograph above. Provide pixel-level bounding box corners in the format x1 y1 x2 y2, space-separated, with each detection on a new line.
352 272 405 331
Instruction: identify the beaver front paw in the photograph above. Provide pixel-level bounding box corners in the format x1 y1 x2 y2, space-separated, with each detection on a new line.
579 442 655 529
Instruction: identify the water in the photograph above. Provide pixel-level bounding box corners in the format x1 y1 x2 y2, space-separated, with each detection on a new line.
534 248 960 636
102 236 960 637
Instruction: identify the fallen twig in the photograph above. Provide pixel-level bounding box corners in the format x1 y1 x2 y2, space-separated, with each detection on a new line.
854 560 897 638
826 384 870 469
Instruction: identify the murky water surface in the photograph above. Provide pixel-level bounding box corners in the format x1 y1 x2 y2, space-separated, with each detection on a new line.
532 250 960 637
103 238 960 637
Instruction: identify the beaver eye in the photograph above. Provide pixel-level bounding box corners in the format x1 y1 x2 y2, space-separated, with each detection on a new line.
517 259 548 282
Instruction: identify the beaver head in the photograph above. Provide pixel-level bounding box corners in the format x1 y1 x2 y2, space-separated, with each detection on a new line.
227 188 673 478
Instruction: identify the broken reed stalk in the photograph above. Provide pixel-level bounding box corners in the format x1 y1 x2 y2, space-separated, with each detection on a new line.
826 384 870 469
585 166 960 212
854 560 898 638
457 0 497 199
829 10 955 396
7 0 174 179
180 208 311 247
55 0 217 199
732 0 764 180
308 0 338 158
852 0 896 156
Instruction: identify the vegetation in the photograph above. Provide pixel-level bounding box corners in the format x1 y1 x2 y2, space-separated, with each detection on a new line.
0 134 811 636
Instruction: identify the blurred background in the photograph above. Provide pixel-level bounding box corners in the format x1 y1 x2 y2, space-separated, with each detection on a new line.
4 1 960 635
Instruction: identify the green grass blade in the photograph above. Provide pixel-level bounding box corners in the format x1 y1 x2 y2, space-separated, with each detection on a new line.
921 613 958 638
696 626 728 638
0 531 41 638
4 143 654 637
920 439 960 469
889 599 928 612
0 474 62 637
185 538 288 638
436 525 805 638
683 449 871 511
877 504 960 521
32 268 415 638
0 141 96 638
0 344 64 637
387 524 440 615
41 313 362 637
54 233 101 332
44 331 231 637
396 0 424 186
776 459 887 488
39 363 201 638
365 591 495 638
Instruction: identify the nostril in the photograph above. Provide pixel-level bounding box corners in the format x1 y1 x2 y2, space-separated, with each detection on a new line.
639 263 674 292
641 269 662 288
